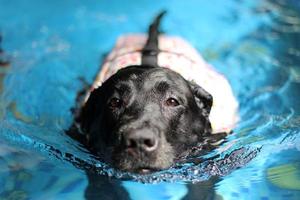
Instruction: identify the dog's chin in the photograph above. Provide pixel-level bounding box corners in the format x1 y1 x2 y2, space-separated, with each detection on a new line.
116 164 169 174
112 157 173 174
136 168 158 174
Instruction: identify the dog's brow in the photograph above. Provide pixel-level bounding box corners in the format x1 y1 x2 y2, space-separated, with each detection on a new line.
155 81 169 92
114 83 131 93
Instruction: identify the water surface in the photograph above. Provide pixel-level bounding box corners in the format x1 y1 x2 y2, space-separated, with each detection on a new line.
0 0 300 199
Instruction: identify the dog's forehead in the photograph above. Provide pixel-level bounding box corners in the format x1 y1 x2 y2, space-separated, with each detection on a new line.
147 68 184 81
110 66 190 93
143 68 190 90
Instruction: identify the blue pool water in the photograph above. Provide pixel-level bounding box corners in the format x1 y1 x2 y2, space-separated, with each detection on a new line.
0 0 300 199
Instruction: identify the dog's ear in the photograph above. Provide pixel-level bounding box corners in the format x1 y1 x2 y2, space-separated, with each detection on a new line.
78 86 104 133
189 81 213 117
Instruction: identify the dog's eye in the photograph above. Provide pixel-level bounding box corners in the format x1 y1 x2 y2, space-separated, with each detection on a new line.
109 98 122 109
165 98 180 107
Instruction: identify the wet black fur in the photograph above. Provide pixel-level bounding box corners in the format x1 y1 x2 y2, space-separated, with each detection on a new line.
79 65 214 172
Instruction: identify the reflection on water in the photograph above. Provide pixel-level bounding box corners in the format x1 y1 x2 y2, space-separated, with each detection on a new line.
0 0 300 199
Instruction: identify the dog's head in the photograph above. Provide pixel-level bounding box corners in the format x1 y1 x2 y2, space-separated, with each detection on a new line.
79 65 214 173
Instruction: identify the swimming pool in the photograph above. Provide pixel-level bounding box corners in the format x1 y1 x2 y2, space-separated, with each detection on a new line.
0 0 300 199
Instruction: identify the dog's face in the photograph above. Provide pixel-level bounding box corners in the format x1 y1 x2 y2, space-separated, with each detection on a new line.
79 65 213 173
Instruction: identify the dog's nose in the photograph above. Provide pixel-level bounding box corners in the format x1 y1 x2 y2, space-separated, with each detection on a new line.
124 129 158 152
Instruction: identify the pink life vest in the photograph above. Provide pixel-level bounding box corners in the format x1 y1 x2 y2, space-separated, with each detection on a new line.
90 34 239 133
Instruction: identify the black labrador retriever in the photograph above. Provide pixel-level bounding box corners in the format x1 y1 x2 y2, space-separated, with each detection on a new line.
71 12 234 174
